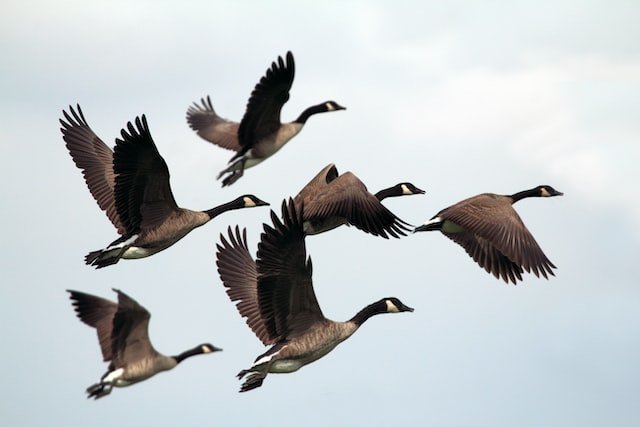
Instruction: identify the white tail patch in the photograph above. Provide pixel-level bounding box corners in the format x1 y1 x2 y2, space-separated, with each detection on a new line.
423 216 441 226
102 368 125 384
107 234 139 251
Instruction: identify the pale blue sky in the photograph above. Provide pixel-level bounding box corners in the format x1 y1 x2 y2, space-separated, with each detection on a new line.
1 1 639 426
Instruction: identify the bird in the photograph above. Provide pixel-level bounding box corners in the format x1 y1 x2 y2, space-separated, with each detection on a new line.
60 105 269 268
413 185 563 284
67 289 221 399
294 163 424 237
186 51 346 186
216 199 414 392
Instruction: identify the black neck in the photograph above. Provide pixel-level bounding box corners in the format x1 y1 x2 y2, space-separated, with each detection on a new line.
374 186 399 201
204 199 242 219
295 104 327 124
350 300 387 327
510 188 540 203
173 346 206 364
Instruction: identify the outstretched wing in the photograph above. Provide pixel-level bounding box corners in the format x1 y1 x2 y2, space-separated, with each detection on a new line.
256 199 325 341
60 106 125 235
67 290 118 361
186 95 241 152
110 289 157 365
238 51 295 149
216 226 274 345
113 116 179 233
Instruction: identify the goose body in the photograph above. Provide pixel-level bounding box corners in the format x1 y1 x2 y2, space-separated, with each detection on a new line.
294 163 424 237
67 289 221 399
60 106 269 268
414 185 563 284
187 51 345 186
216 199 413 392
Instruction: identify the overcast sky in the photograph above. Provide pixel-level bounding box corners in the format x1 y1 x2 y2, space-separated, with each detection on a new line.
1 1 639 426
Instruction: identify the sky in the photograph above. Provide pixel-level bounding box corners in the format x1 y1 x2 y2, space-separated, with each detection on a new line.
1 0 639 426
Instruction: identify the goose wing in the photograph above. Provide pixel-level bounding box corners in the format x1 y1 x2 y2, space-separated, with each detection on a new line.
300 171 411 238
68 290 118 362
442 230 525 284
216 226 275 345
113 116 180 233
441 194 556 280
186 96 241 151
237 51 295 150
257 199 325 341
60 106 125 235
110 289 157 365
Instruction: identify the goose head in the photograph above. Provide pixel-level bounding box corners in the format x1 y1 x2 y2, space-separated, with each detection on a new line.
537 185 564 197
240 195 270 208
323 100 346 112
383 297 414 313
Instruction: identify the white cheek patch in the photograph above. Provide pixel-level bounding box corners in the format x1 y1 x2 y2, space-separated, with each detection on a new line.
540 187 550 197
385 300 400 313
401 184 412 195
202 345 212 353
243 197 257 208
325 102 335 111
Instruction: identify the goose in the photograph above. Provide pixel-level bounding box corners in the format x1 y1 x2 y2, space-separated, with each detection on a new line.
216 199 413 392
186 51 346 187
60 106 269 268
67 289 221 399
414 185 563 284
294 163 424 237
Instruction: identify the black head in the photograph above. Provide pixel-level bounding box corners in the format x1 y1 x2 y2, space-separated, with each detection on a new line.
323 101 346 112
536 185 564 197
383 297 414 313
239 195 270 208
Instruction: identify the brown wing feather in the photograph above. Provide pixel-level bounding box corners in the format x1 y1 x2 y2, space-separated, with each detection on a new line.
238 51 295 149
440 194 556 280
60 106 125 235
186 96 241 151
216 226 275 345
442 231 524 284
113 116 180 232
298 170 411 238
256 199 324 341
110 289 157 366
67 290 118 362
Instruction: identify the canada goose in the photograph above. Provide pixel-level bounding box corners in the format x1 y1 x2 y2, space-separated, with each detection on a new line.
216 199 413 392
67 289 221 399
186 51 346 186
60 106 269 268
414 185 563 284
294 163 424 237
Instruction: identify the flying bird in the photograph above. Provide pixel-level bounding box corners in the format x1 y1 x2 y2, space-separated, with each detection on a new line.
187 51 346 186
216 199 413 392
60 105 269 268
414 185 563 284
67 289 221 399
294 163 424 237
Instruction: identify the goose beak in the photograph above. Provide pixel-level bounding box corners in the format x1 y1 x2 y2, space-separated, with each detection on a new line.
400 304 414 313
